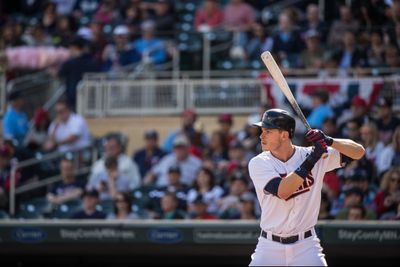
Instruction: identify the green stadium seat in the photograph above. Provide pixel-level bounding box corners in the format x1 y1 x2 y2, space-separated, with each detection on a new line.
17 197 50 219
50 199 82 219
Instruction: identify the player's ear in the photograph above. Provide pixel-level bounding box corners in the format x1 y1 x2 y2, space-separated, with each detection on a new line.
281 130 289 140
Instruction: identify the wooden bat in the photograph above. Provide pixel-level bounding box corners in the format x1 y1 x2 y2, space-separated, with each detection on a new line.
260 51 328 157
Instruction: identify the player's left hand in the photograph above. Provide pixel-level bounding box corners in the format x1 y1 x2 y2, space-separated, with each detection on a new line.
306 129 333 146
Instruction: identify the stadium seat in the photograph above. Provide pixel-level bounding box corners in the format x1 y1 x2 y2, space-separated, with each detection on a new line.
97 199 114 215
50 199 82 219
0 210 9 219
17 197 50 219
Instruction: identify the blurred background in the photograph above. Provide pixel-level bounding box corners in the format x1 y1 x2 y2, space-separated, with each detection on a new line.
0 0 399 266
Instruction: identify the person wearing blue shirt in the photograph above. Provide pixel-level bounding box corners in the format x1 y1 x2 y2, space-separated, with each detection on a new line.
133 20 167 64
2 91 29 146
307 89 334 130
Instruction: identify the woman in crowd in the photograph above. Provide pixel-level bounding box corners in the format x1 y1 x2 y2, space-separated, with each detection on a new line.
374 167 400 219
107 192 139 220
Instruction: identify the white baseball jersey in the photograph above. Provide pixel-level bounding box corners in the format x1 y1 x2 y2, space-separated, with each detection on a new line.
248 146 341 235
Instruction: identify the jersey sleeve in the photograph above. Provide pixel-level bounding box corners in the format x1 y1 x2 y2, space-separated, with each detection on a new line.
248 156 280 190
325 147 342 172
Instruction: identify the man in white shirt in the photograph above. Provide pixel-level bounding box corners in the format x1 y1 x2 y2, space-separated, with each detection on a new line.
144 134 202 187
45 99 91 153
89 134 141 191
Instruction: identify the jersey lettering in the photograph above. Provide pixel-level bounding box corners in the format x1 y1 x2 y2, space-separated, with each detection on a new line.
279 172 315 200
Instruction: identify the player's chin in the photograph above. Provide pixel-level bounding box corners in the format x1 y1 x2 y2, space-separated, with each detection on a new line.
261 143 269 151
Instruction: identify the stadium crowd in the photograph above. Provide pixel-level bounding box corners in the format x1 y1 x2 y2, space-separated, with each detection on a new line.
0 0 400 221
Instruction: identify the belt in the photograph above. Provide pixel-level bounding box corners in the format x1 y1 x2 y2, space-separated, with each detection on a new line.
261 230 312 244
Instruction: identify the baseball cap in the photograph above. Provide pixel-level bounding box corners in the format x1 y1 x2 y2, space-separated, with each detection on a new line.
83 189 99 198
347 169 368 182
344 187 364 198
229 141 244 150
377 97 392 108
230 171 248 185
351 96 367 107
7 91 22 101
33 108 49 125
173 135 189 147
113 25 129 35
144 129 158 139
168 165 181 174
182 108 197 118
218 113 233 124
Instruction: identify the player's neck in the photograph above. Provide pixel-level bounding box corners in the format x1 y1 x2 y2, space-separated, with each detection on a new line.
270 142 295 163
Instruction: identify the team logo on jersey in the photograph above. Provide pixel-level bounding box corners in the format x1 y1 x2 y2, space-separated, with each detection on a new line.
279 173 314 200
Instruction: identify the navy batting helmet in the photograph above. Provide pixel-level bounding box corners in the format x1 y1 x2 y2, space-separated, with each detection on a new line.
253 109 296 138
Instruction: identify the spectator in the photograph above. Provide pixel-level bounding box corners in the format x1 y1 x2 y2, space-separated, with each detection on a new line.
374 97 400 147
22 19 53 46
301 4 328 42
223 0 256 59
187 167 224 215
335 187 375 219
327 5 359 48
53 15 78 47
374 167 400 218
0 144 20 210
322 117 339 139
107 192 139 220
366 30 386 68
158 192 186 219
150 0 175 38
194 0 223 32
218 172 249 219
86 156 131 201
92 0 119 25
319 191 335 220
204 131 229 167
238 192 257 220
147 165 188 215
51 0 78 15
239 116 262 158
378 127 400 177
2 91 29 146
24 107 50 151
47 159 84 205
343 118 362 142
338 95 369 137
133 130 166 179
163 108 206 153
272 12 304 68
0 22 26 48
383 45 400 69
133 20 167 64
246 23 273 61
73 0 101 20
71 189 106 219
331 30 367 70
44 99 91 153
217 113 236 147
57 37 99 109
307 89 334 129
360 122 385 169
223 141 249 180
102 24 141 72
347 204 367 220
300 29 325 69
144 135 202 187
189 195 217 219
41 2 57 34
118 2 142 35
89 134 141 191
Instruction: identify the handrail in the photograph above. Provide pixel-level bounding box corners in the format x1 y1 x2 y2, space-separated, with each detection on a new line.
15 166 91 195
8 145 97 217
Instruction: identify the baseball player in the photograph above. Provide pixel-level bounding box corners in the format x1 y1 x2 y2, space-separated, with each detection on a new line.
248 109 365 266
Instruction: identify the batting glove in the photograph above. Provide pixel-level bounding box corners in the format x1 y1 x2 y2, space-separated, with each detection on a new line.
295 139 328 179
306 129 333 146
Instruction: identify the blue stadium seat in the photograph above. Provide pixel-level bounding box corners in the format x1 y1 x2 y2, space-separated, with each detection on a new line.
50 199 82 219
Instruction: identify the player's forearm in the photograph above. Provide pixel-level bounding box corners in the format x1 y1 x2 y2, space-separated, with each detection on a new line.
277 173 304 200
331 138 365 160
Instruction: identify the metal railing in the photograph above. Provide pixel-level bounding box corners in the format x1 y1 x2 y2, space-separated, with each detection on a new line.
78 74 400 117
8 145 99 217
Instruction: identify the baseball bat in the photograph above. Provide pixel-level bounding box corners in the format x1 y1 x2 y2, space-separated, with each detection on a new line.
260 51 328 158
